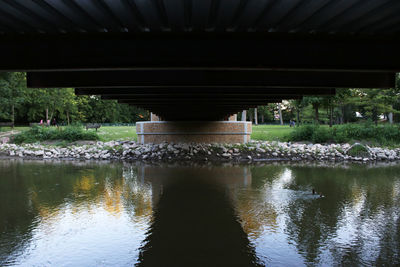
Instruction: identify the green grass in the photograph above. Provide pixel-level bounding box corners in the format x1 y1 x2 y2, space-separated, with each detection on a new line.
346 144 370 157
3 125 293 142
0 126 29 132
96 126 137 141
80 125 293 142
5 124 400 146
98 125 294 142
251 125 294 141
57 125 292 142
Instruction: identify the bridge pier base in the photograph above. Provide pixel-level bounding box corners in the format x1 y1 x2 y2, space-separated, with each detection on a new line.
136 121 252 144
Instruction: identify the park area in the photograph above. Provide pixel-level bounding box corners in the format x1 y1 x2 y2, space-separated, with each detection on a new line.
0 125 290 143
2 123 400 148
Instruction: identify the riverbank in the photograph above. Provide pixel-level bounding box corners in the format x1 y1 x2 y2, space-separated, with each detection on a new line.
1 140 400 162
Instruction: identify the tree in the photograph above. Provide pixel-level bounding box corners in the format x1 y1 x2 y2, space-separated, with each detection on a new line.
320 96 336 127
277 103 283 125
334 88 353 124
257 105 275 123
59 89 79 125
303 97 324 124
0 72 25 125
355 89 398 125
289 99 306 125
0 72 151 124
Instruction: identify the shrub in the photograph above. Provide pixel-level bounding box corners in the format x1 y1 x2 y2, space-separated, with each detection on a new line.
288 123 400 145
311 127 331 143
13 125 99 144
346 144 370 157
289 124 318 141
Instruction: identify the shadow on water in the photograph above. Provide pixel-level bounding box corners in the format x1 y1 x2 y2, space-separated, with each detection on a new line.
1 159 400 266
136 168 262 267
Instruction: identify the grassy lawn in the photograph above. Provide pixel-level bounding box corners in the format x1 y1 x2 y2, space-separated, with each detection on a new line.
88 125 294 142
3 125 292 143
0 126 29 132
251 125 294 141
97 125 292 142
4 124 399 146
97 126 137 141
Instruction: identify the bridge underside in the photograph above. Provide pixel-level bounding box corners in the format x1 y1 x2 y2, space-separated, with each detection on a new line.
23 66 395 121
1 0 400 141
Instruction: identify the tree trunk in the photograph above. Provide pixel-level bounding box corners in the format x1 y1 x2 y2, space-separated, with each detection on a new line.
389 112 393 124
254 108 258 125
314 105 319 123
340 104 345 124
329 105 333 127
296 109 300 126
241 110 247 122
261 114 264 123
374 106 378 126
46 108 49 123
11 104 14 129
49 110 54 122
278 103 283 125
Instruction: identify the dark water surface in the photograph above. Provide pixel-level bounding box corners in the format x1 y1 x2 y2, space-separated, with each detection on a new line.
0 160 399 266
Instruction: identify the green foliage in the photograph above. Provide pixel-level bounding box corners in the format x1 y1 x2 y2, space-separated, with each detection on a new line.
311 126 331 143
302 96 325 123
289 124 318 142
348 89 398 124
256 105 275 122
13 125 99 144
0 72 25 122
0 72 149 124
346 144 370 157
76 95 148 123
289 123 400 145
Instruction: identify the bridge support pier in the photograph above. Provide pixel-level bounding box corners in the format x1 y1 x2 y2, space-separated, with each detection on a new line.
136 120 252 144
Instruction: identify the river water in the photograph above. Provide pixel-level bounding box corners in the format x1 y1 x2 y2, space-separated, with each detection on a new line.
0 159 399 266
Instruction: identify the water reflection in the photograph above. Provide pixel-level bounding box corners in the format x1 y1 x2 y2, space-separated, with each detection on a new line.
0 160 152 266
136 165 261 267
0 160 399 266
246 164 400 266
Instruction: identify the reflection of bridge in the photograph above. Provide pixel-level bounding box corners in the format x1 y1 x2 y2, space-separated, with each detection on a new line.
1 1 399 142
135 164 259 266
138 165 252 205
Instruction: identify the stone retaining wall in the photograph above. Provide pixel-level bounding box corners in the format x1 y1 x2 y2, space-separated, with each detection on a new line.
1 141 400 163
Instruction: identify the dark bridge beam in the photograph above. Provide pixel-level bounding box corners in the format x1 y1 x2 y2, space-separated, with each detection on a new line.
117 99 285 105
2 33 400 72
128 102 272 120
101 95 302 100
130 104 260 113
119 101 281 106
75 87 336 96
27 70 395 88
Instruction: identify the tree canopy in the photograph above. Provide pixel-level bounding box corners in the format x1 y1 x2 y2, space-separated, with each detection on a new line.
0 72 148 124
